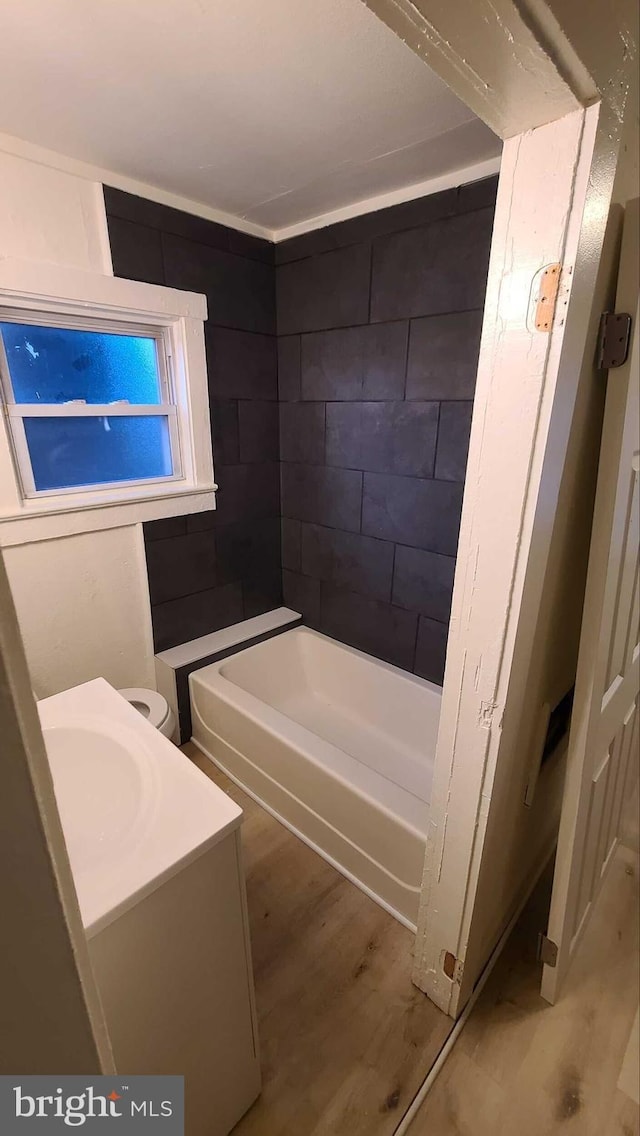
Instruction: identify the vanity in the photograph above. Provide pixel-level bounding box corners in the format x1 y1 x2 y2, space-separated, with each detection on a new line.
38 678 260 1136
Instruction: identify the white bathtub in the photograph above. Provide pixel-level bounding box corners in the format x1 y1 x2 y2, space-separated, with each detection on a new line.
190 627 441 928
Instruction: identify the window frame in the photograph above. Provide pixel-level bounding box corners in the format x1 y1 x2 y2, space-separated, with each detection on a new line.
0 258 216 545
0 309 184 499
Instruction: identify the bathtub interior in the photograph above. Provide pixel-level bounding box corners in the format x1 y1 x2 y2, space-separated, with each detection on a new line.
218 627 441 805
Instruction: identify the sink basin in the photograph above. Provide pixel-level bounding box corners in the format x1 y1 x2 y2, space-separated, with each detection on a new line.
42 723 149 872
38 678 242 936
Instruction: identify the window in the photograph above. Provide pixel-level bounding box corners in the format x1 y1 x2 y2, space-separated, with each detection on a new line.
0 259 215 543
0 315 181 496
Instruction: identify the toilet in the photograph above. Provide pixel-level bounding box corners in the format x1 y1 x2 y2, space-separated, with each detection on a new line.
117 687 176 739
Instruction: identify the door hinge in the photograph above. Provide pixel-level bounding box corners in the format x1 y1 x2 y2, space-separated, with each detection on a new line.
597 311 632 369
537 932 558 967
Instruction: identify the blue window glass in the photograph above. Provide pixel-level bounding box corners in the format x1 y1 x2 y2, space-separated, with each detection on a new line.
23 416 173 491
0 322 161 405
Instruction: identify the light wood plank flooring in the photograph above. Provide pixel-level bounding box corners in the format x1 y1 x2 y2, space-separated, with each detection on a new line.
408 844 639 1136
183 742 453 1136
185 741 638 1136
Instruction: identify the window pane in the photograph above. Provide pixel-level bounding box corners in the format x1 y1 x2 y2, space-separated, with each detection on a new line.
0 322 162 405
23 416 174 491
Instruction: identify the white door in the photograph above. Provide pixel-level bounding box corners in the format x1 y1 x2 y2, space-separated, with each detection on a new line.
541 198 640 1003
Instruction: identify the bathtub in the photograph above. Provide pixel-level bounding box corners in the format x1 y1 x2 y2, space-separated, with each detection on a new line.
190 627 441 928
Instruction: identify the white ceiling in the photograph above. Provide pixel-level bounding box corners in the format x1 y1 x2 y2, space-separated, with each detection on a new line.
0 0 500 237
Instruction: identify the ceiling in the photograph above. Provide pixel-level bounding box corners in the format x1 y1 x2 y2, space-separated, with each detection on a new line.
0 0 500 237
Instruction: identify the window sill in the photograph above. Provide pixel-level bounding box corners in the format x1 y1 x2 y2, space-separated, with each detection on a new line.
0 483 217 546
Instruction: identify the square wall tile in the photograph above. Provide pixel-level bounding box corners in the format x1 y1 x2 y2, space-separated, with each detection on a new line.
435 402 474 482
301 322 407 401
279 402 325 465
326 402 438 476
362 472 463 556
414 616 448 685
277 244 371 334
301 524 394 602
282 570 321 626
211 399 240 466
278 335 301 401
281 518 301 571
152 582 244 652
144 515 187 541
325 402 362 469
281 464 362 532
186 510 216 533
163 233 275 333
241 569 283 619
206 327 277 400
215 517 280 584
145 529 217 606
370 208 494 323
406 311 483 401
392 545 456 623
457 175 499 213
108 217 164 285
215 462 280 525
238 400 279 462
319 584 418 672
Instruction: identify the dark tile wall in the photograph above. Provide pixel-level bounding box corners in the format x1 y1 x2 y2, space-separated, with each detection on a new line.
104 187 280 652
276 176 497 684
104 176 497 680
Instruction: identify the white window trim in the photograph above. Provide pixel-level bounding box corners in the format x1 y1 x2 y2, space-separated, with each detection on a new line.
0 258 216 546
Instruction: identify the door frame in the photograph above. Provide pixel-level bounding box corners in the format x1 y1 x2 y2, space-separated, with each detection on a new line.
364 0 638 1015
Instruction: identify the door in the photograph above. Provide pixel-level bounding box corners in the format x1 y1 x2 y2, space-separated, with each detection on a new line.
541 198 640 1003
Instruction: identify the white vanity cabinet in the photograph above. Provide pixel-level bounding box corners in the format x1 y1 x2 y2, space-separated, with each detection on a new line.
39 678 260 1136
88 829 260 1136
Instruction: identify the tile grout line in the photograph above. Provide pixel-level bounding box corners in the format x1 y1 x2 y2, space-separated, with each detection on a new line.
279 306 485 339
433 402 442 480
366 241 374 324
402 319 411 402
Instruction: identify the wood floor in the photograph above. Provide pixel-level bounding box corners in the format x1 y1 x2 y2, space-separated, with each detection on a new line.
185 742 639 1136
408 844 640 1136
183 742 453 1136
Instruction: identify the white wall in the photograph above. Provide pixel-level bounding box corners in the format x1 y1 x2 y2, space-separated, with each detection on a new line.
4 527 155 698
0 145 156 696
0 149 112 273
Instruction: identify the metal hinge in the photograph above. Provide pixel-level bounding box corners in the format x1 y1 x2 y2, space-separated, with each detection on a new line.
537 932 558 967
597 311 632 369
